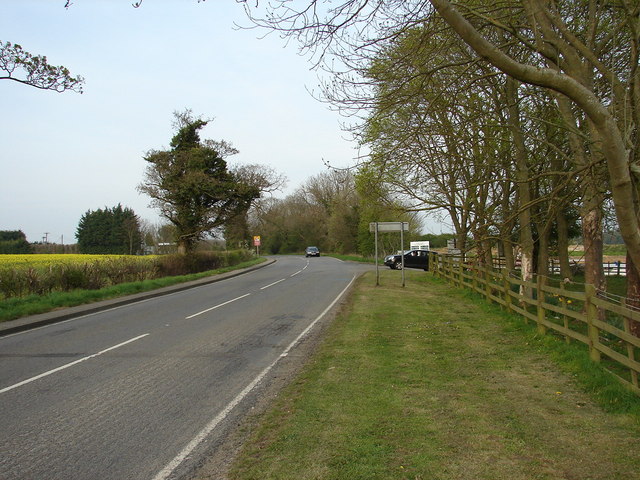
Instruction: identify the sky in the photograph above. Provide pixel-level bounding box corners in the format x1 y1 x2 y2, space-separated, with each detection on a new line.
1 1 364 244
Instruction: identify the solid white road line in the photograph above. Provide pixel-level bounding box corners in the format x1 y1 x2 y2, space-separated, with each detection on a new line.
185 293 251 319
0 334 150 395
152 274 358 480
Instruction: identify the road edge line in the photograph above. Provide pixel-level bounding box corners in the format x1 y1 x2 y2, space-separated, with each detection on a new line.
152 273 358 480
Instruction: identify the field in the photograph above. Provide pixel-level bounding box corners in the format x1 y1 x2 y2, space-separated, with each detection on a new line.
0 254 156 268
0 251 253 300
0 254 160 299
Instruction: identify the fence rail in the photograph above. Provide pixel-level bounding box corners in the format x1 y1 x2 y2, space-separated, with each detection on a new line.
430 253 640 395
492 258 627 276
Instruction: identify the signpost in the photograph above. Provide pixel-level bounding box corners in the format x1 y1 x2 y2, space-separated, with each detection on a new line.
369 222 409 287
253 235 261 256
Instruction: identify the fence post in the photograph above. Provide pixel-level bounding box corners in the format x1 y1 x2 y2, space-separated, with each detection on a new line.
503 271 512 312
622 316 639 389
485 267 492 301
536 275 547 335
471 263 478 292
584 283 602 363
442 255 450 282
560 281 570 344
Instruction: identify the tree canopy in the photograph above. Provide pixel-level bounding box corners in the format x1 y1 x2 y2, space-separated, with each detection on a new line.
247 168 421 255
76 204 142 254
138 110 265 254
0 230 33 254
0 40 84 93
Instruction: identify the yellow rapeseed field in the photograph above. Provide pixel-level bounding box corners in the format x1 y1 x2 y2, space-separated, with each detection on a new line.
0 254 157 269
0 254 162 299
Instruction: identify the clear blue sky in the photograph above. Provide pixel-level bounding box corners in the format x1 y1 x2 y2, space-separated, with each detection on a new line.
1 1 360 244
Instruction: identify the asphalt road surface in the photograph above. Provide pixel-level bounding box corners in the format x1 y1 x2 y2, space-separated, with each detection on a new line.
0 256 371 480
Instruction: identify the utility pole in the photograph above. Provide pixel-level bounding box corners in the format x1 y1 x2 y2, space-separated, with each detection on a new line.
43 232 49 243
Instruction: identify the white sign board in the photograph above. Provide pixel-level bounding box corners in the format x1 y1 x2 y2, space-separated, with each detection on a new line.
369 222 409 233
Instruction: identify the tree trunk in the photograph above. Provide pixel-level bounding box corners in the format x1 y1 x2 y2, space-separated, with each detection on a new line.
556 209 572 280
499 205 516 271
503 238 515 272
626 252 640 337
484 239 493 267
537 224 550 276
505 76 535 295
582 204 605 292
626 161 640 337
455 231 467 260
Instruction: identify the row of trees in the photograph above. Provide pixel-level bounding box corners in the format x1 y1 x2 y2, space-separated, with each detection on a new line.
361 23 587 274
4 109 284 256
246 170 365 255
76 204 142 254
242 168 451 256
0 231 33 254
241 1 638 302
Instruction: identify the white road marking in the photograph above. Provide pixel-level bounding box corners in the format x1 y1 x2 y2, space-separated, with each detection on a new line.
290 270 302 277
185 293 251 319
152 274 358 480
260 278 286 290
0 334 150 395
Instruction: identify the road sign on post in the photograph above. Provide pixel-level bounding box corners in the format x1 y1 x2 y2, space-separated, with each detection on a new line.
369 222 409 233
369 222 409 287
253 236 261 256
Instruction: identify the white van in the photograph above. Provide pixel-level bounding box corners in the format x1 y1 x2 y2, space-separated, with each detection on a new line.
410 241 430 251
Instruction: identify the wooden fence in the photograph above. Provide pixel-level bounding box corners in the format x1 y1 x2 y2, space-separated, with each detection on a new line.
429 252 640 395
492 258 627 276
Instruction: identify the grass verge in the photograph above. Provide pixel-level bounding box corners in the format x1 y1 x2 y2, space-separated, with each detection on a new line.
227 270 640 480
0 257 266 323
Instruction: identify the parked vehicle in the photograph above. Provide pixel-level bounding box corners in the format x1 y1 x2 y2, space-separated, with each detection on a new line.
305 246 320 257
384 249 429 270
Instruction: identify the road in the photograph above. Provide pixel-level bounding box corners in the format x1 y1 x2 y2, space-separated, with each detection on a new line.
0 256 371 480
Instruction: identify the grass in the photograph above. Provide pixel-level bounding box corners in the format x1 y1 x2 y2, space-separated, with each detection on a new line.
226 270 640 480
0 257 266 323
568 244 627 256
604 245 627 256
